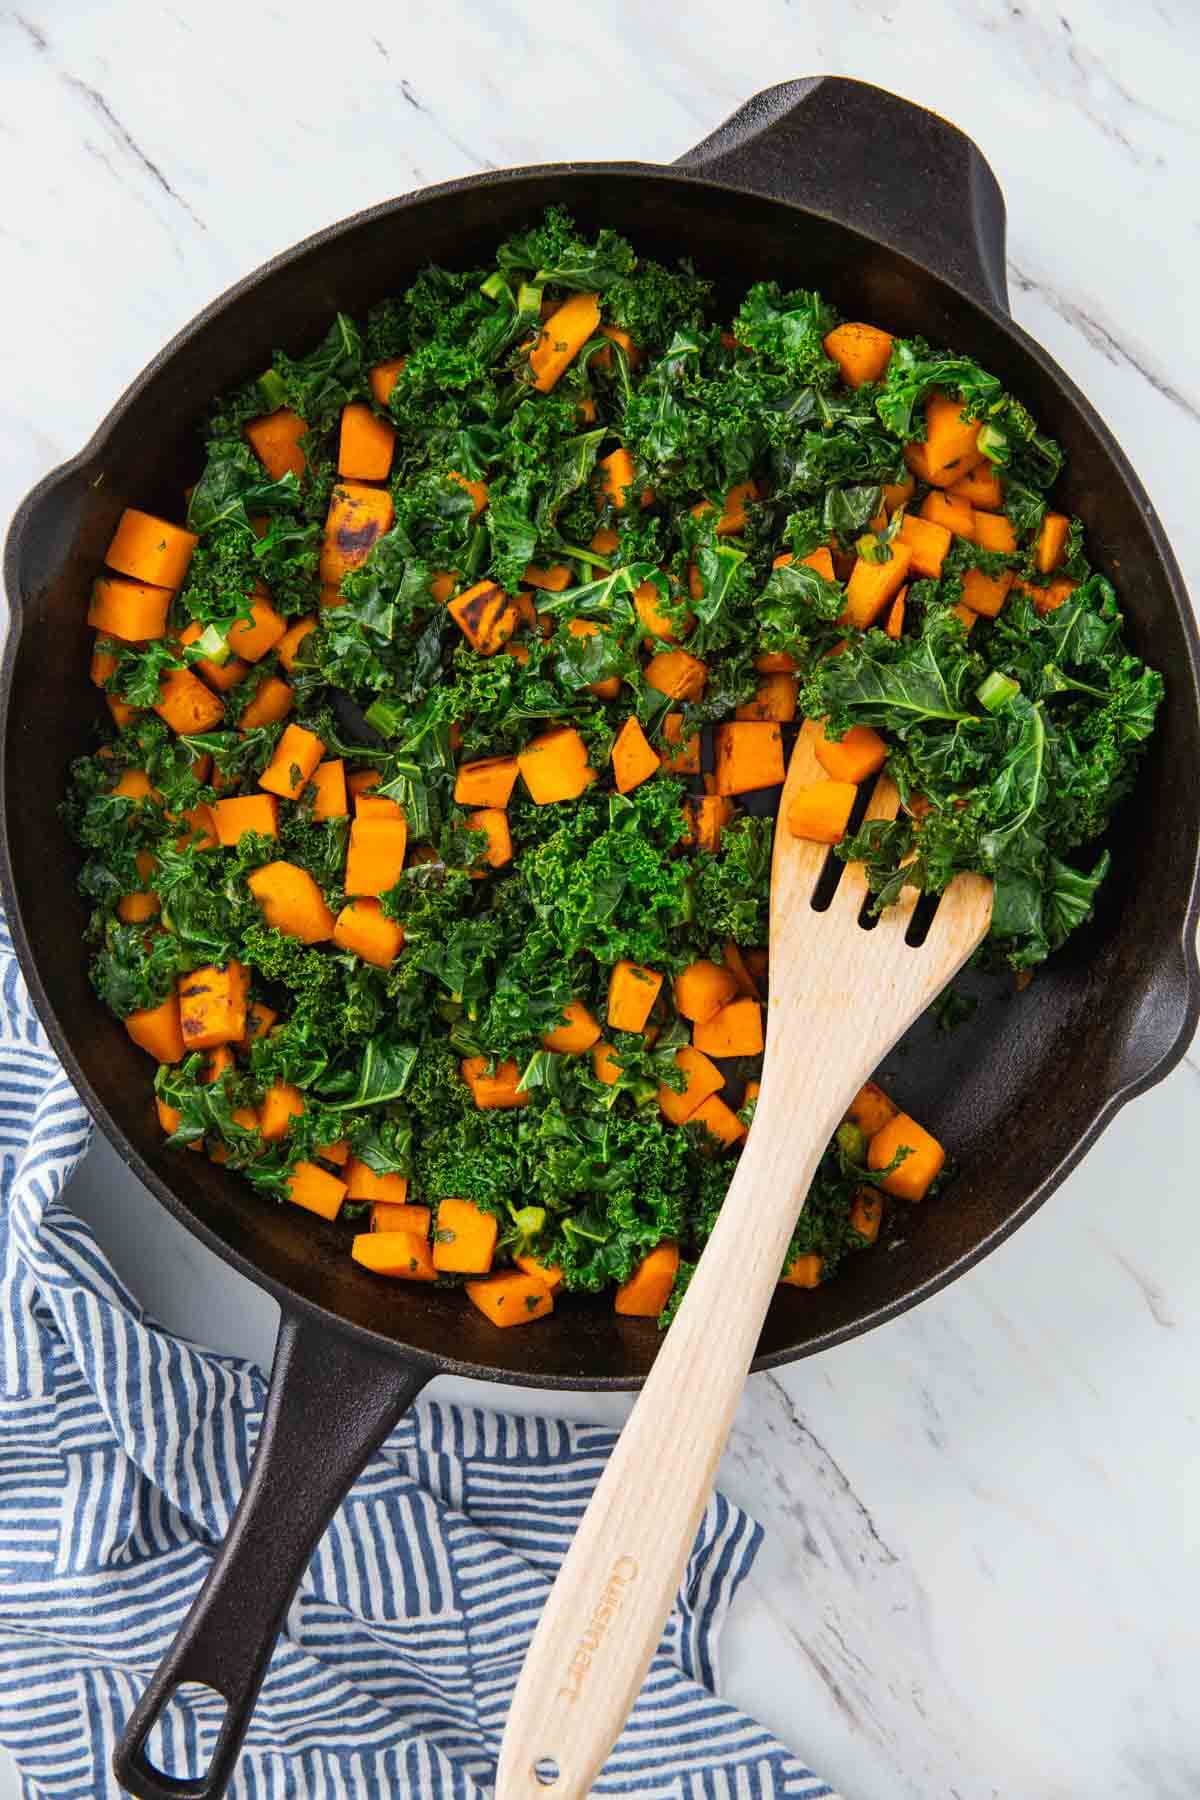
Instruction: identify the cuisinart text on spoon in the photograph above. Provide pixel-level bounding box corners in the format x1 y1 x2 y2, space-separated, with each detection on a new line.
557 1556 639 1701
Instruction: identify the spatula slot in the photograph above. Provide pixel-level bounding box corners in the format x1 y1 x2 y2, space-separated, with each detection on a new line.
809 848 847 913
856 888 882 932
904 888 942 947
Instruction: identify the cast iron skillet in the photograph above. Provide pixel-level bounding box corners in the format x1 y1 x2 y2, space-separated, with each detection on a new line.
4 76 1198 1799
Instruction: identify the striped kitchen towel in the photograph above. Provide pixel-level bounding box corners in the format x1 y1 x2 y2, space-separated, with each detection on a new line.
0 913 837 1799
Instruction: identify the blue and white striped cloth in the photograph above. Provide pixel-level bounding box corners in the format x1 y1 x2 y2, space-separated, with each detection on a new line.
0 913 837 1798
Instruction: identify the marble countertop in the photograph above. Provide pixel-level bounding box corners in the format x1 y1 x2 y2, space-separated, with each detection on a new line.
4 4 1199 1795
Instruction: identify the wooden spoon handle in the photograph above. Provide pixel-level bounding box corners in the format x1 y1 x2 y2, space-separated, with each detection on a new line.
493 1085 838 1800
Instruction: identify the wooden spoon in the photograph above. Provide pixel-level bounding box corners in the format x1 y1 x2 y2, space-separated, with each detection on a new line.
495 718 993 1799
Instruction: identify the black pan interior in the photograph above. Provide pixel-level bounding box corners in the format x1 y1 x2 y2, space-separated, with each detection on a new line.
5 169 1197 1386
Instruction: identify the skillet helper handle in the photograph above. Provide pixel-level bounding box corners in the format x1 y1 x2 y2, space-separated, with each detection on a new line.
676 75 1010 316
113 1312 430 1800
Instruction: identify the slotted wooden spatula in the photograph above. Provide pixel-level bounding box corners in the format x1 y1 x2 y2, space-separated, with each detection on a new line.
495 719 993 1800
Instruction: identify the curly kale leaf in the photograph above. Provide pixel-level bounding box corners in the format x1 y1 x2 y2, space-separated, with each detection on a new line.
496 208 636 292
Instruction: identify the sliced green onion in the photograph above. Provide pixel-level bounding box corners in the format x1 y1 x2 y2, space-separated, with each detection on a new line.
509 1204 546 1240
193 624 230 665
256 368 287 411
836 1121 867 1162
977 671 1020 712
854 533 893 565
974 422 1009 465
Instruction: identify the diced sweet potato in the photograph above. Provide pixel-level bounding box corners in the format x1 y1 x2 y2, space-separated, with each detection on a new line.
822 321 893 388
841 544 913 631
353 1229 437 1280
347 1157 413 1205
813 720 887 784
542 999 602 1055
465 1271 554 1326
868 1112 945 1201
660 713 700 774
276 615 318 673
447 469 489 518
917 392 982 485
88 575 171 641
850 1188 884 1243
517 728 595 804
125 993 186 1063
736 672 798 723
523 562 572 592
596 446 648 511
239 676 293 730
461 1056 529 1110
920 490 974 539
657 1046 725 1125
259 1081 305 1141
846 1081 898 1138
344 816 408 897
690 1093 747 1147
240 1000 276 1049
246 860 334 942
514 1252 563 1292
947 464 1002 509
259 723 326 800
104 509 197 589
960 567 1013 618
611 715 660 793
781 1253 823 1289
973 511 1017 554
227 595 287 663
713 721 785 796
320 483 395 586
674 960 738 1025
338 402 395 481
897 514 952 580
1035 512 1070 574
370 359 405 406
567 616 622 699
529 291 601 392
286 1161 346 1221
643 649 707 702
467 807 513 869
691 479 757 537
433 1197 498 1273
882 476 917 513
691 996 764 1059
178 961 248 1051
154 668 226 735
245 409 307 481
212 795 278 846
309 760 348 819
615 1243 679 1316
693 794 733 854
787 779 857 844
448 581 518 656
455 756 520 808
592 1042 624 1085
607 961 663 1032
178 621 249 693
333 898 405 966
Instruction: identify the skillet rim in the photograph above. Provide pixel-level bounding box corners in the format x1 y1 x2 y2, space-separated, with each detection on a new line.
4 158 1198 1391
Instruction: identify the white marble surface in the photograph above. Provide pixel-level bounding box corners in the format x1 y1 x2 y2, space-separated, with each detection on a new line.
3 4 1199 1796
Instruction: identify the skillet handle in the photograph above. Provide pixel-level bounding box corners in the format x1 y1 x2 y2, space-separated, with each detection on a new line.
676 76 1010 317
112 1311 430 1800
